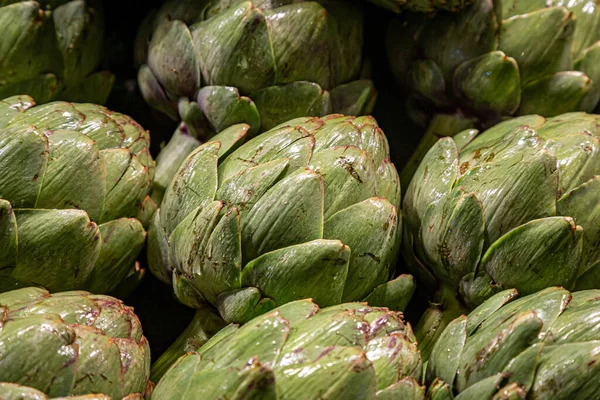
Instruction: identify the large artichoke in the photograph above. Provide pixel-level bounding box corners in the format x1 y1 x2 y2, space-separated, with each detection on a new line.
0 95 155 295
148 114 411 326
136 0 375 134
426 287 600 399
403 112 600 357
152 300 423 398
389 0 600 187
0 287 151 399
0 0 113 105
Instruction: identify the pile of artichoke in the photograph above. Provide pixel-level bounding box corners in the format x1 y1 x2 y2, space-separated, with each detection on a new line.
2 0 600 398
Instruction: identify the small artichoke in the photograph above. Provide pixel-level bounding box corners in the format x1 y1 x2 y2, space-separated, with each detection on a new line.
0 287 151 399
0 95 155 294
0 0 113 105
148 115 412 326
403 112 600 356
426 287 600 399
135 0 375 137
152 300 424 398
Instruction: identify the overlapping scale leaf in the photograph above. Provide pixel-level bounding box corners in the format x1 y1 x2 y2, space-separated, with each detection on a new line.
0 96 154 294
426 286 600 398
0 288 150 398
153 300 421 399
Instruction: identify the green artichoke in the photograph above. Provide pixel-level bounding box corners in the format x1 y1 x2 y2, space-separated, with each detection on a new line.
426 287 600 399
369 0 472 13
136 0 375 134
152 300 424 398
0 95 155 295
0 0 113 105
403 112 600 357
148 114 411 326
0 287 151 399
388 0 600 188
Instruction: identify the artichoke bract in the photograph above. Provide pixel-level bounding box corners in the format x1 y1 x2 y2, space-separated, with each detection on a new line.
0 287 151 399
426 287 600 399
403 112 600 357
152 300 424 398
149 114 411 325
0 95 155 295
389 0 600 188
0 0 113 105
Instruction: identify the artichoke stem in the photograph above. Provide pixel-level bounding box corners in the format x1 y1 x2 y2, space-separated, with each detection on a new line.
400 113 474 193
150 306 227 383
414 284 468 362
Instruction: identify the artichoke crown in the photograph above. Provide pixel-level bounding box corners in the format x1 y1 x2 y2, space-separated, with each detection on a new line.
404 112 600 307
0 287 150 399
427 287 600 399
153 300 423 399
0 95 155 294
149 115 413 324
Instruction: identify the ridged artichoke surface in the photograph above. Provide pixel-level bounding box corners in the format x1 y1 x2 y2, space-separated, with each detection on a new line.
389 0 600 127
405 112 600 308
427 287 600 399
148 115 414 325
153 300 423 399
0 95 155 294
135 0 375 137
0 0 113 105
0 287 151 399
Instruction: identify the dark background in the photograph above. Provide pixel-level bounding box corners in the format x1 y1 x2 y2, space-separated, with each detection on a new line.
103 0 426 361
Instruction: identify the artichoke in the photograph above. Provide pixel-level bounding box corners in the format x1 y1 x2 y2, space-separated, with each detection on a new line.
403 112 600 357
0 287 151 399
152 300 424 398
426 287 600 399
0 95 155 295
135 0 376 198
136 0 375 134
149 114 411 325
388 0 600 187
0 0 113 105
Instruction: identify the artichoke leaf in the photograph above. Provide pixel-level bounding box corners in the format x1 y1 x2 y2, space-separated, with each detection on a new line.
275 346 377 400
324 197 398 302
85 218 146 294
241 169 324 261
161 141 220 234
251 82 332 132
421 188 485 285
241 239 350 308
197 86 260 136
482 217 583 294
12 209 101 292
427 315 468 388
